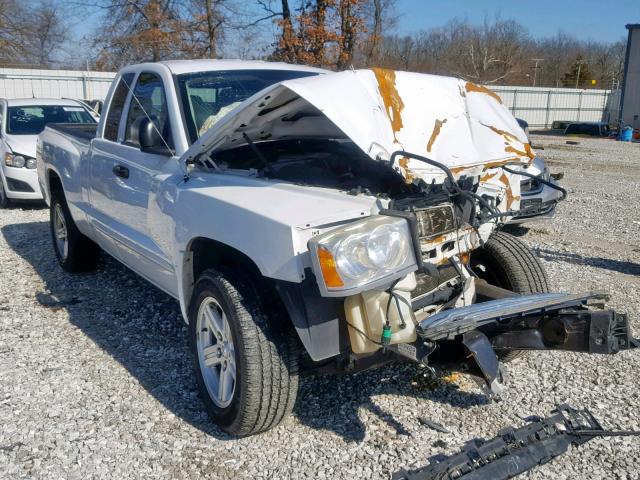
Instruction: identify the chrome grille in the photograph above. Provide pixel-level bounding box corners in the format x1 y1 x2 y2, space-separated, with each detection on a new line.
415 204 456 239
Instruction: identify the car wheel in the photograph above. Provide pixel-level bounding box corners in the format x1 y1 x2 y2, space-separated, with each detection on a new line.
190 268 298 437
0 178 11 208
470 231 549 362
50 190 100 272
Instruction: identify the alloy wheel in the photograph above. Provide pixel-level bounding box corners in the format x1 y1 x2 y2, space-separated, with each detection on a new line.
53 203 69 261
196 297 237 408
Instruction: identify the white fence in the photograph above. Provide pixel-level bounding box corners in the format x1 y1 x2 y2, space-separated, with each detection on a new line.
0 68 116 101
490 85 614 128
0 68 620 128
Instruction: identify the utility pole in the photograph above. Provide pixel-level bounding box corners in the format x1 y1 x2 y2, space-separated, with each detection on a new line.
575 60 583 89
531 58 543 87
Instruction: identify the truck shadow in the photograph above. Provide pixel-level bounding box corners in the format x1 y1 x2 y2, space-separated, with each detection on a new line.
2 220 487 443
535 249 640 276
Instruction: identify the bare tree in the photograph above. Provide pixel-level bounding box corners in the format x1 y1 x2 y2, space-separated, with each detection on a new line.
24 1 69 67
90 0 190 69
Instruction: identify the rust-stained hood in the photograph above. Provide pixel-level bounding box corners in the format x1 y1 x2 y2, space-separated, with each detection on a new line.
184 68 533 179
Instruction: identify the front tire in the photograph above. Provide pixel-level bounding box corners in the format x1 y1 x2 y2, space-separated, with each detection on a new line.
50 190 100 272
189 269 298 436
470 231 549 361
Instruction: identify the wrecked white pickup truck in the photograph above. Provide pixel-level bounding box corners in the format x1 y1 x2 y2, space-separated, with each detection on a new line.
37 60 637 437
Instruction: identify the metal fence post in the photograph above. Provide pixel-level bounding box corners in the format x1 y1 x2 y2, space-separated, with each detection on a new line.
577 91 583 122
82 73 88 100
545 91 552 128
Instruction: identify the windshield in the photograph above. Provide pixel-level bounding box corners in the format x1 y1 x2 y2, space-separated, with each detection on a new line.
177 69 320 144
6 105 96 135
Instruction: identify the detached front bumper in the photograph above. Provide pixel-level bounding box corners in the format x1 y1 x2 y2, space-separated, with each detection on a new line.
406 289 638 395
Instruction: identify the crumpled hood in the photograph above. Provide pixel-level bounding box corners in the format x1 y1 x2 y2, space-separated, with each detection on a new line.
4 134 38 158
184 68 534 179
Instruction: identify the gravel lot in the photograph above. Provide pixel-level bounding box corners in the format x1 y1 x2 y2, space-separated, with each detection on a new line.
1 134 639 479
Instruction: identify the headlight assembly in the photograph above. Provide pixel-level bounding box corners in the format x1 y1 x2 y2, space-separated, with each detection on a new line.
309 215 418 296
5 153 25 168
4 153 35 169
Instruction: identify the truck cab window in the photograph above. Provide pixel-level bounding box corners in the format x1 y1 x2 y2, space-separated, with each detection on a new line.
177 69 319 144
124 72 172 149
104 73 134 142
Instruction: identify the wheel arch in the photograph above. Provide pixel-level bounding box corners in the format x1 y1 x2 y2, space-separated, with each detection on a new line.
45 167 63 205
179 236 345 363
179 236 274 323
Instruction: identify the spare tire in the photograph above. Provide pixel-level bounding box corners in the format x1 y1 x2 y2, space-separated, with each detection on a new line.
470 231 549 361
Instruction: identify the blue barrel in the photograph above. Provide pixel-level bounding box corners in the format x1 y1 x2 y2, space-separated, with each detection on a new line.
620 126 633 142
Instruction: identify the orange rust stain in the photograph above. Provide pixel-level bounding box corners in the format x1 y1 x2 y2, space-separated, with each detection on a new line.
398 156 414 184
424 234 448 245
465 82 502 104
427 118 447 152
450 166 468 175
480 171 499 183
483 158 520 169
486 125 519 142
372 68 405 142
505 145 532 159
482 123 536 161
498 172 520 210
524 143 535 160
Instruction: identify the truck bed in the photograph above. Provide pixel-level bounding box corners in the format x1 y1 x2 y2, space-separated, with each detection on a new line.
47 123 97 142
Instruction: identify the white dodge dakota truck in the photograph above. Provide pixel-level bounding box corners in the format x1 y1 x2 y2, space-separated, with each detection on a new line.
37 60 637 436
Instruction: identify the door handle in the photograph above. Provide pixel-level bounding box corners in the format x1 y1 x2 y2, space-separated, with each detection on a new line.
112 164 129 179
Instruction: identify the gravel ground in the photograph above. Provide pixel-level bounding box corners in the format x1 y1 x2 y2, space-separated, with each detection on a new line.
1 134 639 479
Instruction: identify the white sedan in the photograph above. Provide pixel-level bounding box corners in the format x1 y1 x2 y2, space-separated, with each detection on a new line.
0 98 96 207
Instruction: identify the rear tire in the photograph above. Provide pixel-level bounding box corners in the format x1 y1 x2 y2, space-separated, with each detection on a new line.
50 189 100 272
189 268 298 437
470 231 549 362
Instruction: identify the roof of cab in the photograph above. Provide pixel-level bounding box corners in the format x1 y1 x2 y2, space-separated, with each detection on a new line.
3 98 87 107
158 59 329 76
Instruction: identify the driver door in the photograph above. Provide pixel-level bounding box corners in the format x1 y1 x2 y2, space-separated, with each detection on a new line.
89 71 178 295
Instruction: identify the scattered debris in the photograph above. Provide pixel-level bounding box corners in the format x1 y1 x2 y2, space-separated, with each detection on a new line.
35 292 81 311
418 417 450 434
392 404 640 480
566 140 580 145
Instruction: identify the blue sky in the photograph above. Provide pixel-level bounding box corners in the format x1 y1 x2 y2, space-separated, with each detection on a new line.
395 0 639 42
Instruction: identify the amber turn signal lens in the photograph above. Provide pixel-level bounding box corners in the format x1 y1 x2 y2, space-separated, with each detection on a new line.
317 246 344 288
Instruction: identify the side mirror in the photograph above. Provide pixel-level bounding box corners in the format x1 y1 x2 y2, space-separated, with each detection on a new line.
138 117 173 156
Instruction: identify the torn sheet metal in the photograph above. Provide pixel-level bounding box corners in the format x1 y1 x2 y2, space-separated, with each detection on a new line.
392 404 639 480
184 69 533 187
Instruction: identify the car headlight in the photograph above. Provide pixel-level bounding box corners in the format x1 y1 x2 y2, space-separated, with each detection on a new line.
309 215 418 296
5 153 25 168
25 157 37 169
